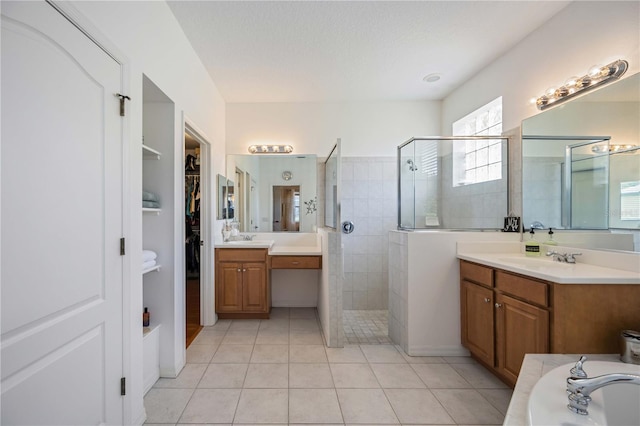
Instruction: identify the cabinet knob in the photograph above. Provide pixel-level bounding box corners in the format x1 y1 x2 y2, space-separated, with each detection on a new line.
243 269 246 272
484 298 491 303
237 268 241 272
495 303 502 308
292 261 299 265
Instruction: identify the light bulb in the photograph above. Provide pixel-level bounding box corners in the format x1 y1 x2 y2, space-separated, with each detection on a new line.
576 76 592 87
536 96 549 107
588 65 603 78
564 76 579 87
545 87 556 96
554 87 569 98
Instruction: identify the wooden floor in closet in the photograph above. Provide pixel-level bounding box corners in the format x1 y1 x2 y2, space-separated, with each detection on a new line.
185 278 202 348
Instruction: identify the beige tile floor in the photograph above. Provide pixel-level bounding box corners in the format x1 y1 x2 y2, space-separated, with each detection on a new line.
144 307 511 425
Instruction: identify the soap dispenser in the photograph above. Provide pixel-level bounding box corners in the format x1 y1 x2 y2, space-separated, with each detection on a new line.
545 228 557 246
525 228 541 257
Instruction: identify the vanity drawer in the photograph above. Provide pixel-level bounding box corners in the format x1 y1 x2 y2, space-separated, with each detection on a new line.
270 255 322 269
495 270 548 307
216 248 268 262
460 260 493 288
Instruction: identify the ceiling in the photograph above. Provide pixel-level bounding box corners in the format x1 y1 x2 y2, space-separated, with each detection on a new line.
168 1 570 103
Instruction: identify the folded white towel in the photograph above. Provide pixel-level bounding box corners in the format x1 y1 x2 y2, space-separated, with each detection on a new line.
142 250 157 262
142 260 157 270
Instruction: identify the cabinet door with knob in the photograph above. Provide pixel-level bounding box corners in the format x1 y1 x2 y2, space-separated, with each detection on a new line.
461 280 495 366
242 262 267 311
216 262 243 312
215 249 269 318
494 293 549 384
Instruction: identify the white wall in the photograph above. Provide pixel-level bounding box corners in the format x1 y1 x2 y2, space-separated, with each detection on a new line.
66 2 226 424
442 1 640 134
227 101 441 156
397 231 521 356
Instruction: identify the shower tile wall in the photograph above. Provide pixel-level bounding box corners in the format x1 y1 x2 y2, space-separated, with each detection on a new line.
388 230 408 351
341 157 397 310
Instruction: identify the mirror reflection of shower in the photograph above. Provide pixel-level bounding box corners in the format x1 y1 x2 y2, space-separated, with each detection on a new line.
406 159 418 171
522 135 611 230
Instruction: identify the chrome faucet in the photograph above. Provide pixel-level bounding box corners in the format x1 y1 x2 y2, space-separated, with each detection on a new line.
545 251 582 263
546 250 566 262
566 356 640 415
565 252 582 263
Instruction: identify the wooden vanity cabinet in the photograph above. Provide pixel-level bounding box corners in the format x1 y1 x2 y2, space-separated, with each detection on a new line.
494 292 549 384
461 279 494 366
216 248 270 319
460 259 640 386
460 260 549 387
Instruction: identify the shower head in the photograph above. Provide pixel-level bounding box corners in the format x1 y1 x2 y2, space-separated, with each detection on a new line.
406 159 418 171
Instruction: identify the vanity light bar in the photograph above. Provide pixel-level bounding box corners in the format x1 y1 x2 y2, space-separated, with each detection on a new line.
591 143 638 154
248 144 294 154
535 59 628 111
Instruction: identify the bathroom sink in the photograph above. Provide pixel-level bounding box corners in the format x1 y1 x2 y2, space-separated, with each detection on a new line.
527 361 640 426
223 240 274 248
497 256 573 270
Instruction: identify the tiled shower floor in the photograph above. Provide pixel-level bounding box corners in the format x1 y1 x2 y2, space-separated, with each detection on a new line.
343 310 392 344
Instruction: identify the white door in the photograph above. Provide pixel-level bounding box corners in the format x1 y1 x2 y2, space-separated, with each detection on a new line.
1 2 124 424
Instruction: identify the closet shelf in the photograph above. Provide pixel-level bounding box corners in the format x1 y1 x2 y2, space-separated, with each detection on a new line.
143 264 161 275
143 207 161 214
142 144 162 160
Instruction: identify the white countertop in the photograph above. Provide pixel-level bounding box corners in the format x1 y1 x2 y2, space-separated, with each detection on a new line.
457 241 640 284
214 240 275 249
458 252 640 284
504 353 620 426
214 238 322 256
268 245 321 256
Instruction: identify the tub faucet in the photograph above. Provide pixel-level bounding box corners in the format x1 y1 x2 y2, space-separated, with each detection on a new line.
566 356 640 415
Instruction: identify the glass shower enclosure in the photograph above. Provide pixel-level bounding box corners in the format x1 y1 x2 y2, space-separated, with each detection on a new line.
398 136 509 230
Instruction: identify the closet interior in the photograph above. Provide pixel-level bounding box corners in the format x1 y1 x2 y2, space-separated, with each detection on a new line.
185 134 202 347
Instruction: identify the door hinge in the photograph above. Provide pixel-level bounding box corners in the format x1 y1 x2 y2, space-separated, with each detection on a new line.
120 237 125 256
116 93 131 117
121 377 126 396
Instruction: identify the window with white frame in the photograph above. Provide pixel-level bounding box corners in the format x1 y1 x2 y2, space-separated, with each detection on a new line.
452 97 503 186
620 181 640 220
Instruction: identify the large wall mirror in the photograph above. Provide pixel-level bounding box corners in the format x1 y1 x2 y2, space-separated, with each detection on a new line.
216 174 234 220
522 72 639 250
225 155 318 232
